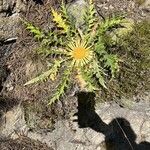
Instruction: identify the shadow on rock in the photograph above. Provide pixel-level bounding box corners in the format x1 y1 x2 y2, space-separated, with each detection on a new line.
74 92 150 150
0 96 18 119
33 0 44 5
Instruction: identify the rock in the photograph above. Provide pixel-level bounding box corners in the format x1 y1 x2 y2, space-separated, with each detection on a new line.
26 101 150 150
0 105 28 139
0 66 7 83
96 0 149 20
0 0 27 41
0 0 27 17
0 0 15 16
3 79 14 91
68 0 87 27
25 60 46 78
16 0 27 13
140 0 150 10
1 99 149 150
0 13 21 42
138 0 150 18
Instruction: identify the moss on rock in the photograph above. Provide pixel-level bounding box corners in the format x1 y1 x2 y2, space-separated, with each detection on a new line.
100 20 150 102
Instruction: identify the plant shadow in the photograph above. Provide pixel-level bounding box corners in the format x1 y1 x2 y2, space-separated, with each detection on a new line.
74 92 150 150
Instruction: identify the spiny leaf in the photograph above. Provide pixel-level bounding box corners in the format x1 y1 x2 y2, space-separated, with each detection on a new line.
84 0 97 33
37 46 68 57
24 70 52 86
51 8 69 33
48 63 73 105
61 1 70 24
25 22 44 40
103 54 119 77
49 60 62 81
92 60 107 88
95 37 106 55
24 60 62 86
99 17 123 34
60 2 77 37
87 23 99 44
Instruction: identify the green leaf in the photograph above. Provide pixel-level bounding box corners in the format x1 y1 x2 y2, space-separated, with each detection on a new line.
61 1 77 37
80 67 97 91
92 60 107 88
103 54 119 77
99 17 123 34
95 38 106 55
48 62 73 105
25 22 44 40
24 60 62 86
24 70 52 86
84 0 97 33
51 7 69 33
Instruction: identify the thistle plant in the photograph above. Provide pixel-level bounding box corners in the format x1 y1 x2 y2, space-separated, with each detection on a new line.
24 0 123 105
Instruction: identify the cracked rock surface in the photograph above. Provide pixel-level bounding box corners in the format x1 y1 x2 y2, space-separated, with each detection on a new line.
0 13 20 42
0 0 27 42
0 100 150 150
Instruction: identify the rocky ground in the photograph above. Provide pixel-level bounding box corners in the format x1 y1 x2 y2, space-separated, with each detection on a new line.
0 0 150 149
0 95 150 150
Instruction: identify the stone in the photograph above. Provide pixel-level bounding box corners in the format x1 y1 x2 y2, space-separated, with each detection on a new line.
26 100 150 149
0 13 20 42
0 0 27 42
140 0 150 11
0 0 14 15
0 0 27 16
3 79 14 91
16 0 27 13
68 0 87 27
0 66 7 84
1 100 149 150
0 105 28 139
138 0 150 18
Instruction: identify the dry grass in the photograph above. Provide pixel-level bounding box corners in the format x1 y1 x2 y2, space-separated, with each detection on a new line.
0 137 53 150
1 0 77 130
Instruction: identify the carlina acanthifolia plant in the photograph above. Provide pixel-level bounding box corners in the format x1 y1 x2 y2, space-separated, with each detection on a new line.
24 0 123 105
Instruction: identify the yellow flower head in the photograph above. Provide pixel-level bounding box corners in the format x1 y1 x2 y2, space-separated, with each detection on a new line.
67 38 93 67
